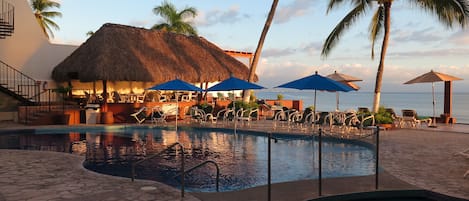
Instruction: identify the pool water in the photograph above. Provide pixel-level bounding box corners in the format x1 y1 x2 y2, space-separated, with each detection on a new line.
0 127 375 192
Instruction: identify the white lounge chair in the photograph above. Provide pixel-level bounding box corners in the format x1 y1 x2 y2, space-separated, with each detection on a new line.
400 109 432 128
151 106 166 125
214 108 228 124
130 107 147 124
190 107 206 123
239 108 259 127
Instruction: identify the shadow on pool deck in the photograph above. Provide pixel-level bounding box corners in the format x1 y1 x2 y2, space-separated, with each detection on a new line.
191 171 417 201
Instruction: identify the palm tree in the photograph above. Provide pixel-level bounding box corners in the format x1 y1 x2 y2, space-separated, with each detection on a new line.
321 0 469 113
243 0 279 102
152 1 198 36
30 0 62 39
86 31 94 37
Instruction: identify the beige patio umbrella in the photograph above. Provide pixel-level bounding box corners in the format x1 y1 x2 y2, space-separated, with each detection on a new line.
327 71 362 110
404 70 462 127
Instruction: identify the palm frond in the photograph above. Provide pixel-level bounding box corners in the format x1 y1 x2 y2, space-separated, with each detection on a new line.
327 0 372 13
41 11 62 18
44 17 60 30
369 5 384 59
30 0 61 39
179 7 197 19
42 20 54 38
326 0 346 13
152 1 198 36
153 1 177 23
151 23 170 31
414 0 469 28
43 0 60 9
321 1 372 58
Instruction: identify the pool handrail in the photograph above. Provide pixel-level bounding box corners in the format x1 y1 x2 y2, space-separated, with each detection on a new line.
172 160 220 192
131 142 186 197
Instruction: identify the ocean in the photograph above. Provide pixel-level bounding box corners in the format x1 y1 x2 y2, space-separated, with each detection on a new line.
255 91 469 124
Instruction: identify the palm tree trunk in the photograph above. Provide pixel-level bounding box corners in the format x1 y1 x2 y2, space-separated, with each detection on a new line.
372 2 392 113
242 0 279 102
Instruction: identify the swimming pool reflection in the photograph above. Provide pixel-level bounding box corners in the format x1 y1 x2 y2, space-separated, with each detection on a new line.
0 128 375 192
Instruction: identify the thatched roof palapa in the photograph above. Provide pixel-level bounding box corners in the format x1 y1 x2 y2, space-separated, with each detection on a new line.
52 23 256 83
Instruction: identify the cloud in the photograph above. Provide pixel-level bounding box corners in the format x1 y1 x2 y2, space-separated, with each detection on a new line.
128 19 150 28
274 0 315 24
392 27 442 43
387 48 469 58
301 41 323 56
195 5 248 27
256 60 373 88
255 59 469 92
448 30 469 45
261 48 297 58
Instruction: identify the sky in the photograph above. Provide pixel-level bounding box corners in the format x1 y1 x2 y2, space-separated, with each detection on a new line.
49 0 469 93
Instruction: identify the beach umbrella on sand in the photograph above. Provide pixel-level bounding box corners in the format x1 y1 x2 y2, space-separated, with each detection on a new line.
404 70 462 127
327 71 362 111
207 76 265 133
148 79 203 130
276 71 354 117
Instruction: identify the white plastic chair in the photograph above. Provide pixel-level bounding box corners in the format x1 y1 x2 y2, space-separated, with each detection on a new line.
239 108 259 127
130 107 147 124
190 107 206 123
151 106 166 125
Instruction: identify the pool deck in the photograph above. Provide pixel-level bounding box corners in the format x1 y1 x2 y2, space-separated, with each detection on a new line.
0 121 468 201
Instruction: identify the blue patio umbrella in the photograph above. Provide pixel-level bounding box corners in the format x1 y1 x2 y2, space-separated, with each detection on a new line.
277 71 354 195
207 76 265 91
276 71 354 114
148 79 203 129
207 76 265 133
148 78 204 91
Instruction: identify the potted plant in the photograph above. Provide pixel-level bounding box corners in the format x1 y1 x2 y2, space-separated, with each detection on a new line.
375 106 394 129
52 85 72 125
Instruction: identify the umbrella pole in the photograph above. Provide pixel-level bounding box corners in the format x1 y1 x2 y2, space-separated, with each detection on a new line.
430 82 437 128
313 90 317 132
176 91 178 132
336 92 339 111
233 90 237 134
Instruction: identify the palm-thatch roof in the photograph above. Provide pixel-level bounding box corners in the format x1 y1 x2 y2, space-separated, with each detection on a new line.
52 23 256 83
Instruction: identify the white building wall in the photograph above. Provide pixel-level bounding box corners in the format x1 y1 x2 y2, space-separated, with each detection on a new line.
0 0 77 82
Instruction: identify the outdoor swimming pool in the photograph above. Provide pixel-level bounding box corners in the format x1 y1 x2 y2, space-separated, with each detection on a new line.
0 126 376 192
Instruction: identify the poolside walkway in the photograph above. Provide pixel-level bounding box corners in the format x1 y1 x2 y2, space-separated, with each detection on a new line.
0 149 200 201
0 121 468 201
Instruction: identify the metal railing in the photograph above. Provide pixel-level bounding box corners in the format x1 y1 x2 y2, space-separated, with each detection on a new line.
0 60 40 103
0 60 64 124
131 142 186 197
0 0 14 39
18 89 60 124
173 160 220 192
316 126 380 197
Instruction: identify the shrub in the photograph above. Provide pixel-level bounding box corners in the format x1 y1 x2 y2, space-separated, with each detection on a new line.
374 106 393 124
228 100 258 111
249 91 256 102
277 93 284 100
194 102 213 114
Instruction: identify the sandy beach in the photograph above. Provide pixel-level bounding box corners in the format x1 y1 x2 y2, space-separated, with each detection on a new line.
0 121 468 200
